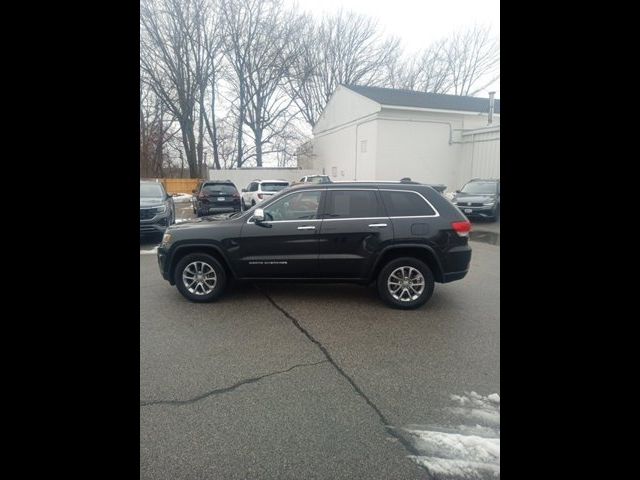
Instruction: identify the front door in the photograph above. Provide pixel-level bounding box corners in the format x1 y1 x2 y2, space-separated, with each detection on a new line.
238 189 325 278
318 189 392 278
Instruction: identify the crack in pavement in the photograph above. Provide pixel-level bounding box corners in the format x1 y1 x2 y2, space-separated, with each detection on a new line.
140 360 328 407
258 286 421 458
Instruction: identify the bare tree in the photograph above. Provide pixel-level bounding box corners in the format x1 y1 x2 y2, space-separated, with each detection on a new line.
220 0 304 167
140 80 178 177
286 9 401 127
443 25 500 96
140 0 211 178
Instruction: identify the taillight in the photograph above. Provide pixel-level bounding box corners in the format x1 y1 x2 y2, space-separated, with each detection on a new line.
451 220 471 237
233 192 240 198
258 193 263 199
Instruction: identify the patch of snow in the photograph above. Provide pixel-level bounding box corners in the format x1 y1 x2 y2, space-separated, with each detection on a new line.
410 456 500 479
140 246 158 255
172 193 193 203
408 430 499 465
405 391 500 478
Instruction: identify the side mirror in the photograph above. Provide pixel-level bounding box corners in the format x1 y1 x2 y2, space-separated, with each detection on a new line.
455 190 460 193
253 208 265 222
241 188 247 192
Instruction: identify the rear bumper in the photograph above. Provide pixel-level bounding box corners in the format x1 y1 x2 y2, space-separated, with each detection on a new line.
440 244 472 283
197 205 240 215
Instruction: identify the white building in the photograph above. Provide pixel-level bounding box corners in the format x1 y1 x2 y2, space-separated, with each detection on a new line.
298 85 500 191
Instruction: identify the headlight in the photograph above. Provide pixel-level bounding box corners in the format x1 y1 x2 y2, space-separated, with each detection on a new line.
161 233 172 245
152 205 167 214
483 201 495 206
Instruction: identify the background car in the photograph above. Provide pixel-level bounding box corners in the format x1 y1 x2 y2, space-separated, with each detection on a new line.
140 181 175 237
240 179 290 209
451 178 500 221
192 180 241 217
295 175 332 184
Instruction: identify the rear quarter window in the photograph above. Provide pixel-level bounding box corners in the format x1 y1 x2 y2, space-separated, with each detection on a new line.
380 190 437 217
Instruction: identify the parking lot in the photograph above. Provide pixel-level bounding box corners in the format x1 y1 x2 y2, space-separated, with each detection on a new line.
140 204 500 479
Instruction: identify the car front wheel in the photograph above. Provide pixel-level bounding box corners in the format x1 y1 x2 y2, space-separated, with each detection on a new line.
377 257 434 309
174 253 227 302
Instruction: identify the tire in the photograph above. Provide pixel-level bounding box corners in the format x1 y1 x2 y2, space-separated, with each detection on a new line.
377 257 435 309
241 198 247 210
174 253 227 303
251 200 256 207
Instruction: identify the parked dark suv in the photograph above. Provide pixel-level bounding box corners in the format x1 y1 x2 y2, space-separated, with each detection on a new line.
157 182 472 309
193 180 241 217
140 181 175 237
452 178 500 221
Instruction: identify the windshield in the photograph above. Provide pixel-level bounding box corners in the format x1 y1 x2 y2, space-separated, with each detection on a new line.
261 182 289 192
202 183 237 194
460 181 497 195
140 184 164 198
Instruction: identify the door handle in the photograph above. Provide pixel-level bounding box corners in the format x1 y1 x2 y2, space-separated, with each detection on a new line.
297 225 316 230
368 223 388 228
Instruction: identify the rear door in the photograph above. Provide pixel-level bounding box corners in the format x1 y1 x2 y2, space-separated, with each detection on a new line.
317 189 392 278
238 189 325 278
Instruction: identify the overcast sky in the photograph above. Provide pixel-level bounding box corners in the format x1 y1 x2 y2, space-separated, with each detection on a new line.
286 0 500 97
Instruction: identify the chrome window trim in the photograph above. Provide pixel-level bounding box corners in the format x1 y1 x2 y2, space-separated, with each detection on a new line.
245 187 440 223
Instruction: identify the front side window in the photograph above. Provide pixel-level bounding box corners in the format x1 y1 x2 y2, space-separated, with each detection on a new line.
262 191 322 221
380 191 436 217
325 190 381 218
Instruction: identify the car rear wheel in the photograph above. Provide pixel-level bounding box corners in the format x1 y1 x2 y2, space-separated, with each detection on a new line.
377 257 434 309
174 253 227 303
251 200 256 207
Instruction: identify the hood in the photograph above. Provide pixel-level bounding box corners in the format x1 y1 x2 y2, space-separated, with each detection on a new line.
140 197 165 207
169 212 240 229
453 193 497 204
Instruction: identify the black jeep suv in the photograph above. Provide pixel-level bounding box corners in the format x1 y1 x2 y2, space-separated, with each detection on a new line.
157 182 472 309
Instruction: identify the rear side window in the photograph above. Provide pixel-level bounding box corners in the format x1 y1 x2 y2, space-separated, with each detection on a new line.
260 182 288 192
324 190 381 218
380 190 436 217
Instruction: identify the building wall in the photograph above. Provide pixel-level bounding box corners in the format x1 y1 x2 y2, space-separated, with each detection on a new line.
313 86 380 135
308 88 500 190
374 110 467 188
457 129 500 189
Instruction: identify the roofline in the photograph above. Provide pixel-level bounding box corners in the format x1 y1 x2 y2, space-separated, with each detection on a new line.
462 125 501 136
380 104 501 116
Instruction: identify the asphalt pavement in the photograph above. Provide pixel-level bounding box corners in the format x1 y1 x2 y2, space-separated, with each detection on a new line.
140 201 500 479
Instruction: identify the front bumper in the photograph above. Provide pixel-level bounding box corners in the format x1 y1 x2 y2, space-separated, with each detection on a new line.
157 246 169 281
455 205 496 218
140 215 170 234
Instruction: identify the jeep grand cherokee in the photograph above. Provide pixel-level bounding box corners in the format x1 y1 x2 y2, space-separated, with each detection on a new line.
157 182 472 309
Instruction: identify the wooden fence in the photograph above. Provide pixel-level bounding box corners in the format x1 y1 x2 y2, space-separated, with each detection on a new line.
142 178 202 195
